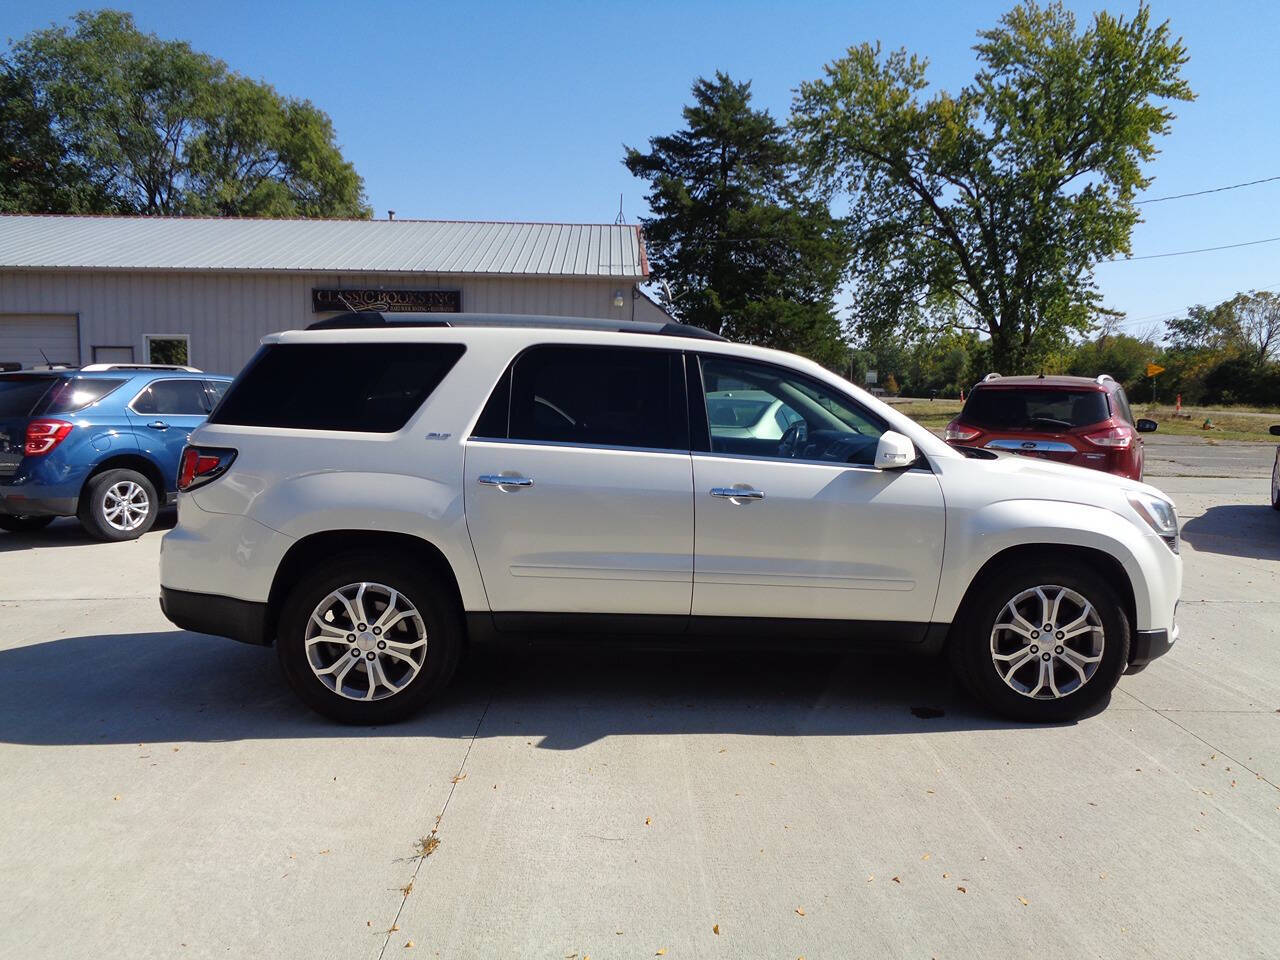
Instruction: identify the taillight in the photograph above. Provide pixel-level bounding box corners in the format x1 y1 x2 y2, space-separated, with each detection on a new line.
944 420 981 442
1082 425 1132 448
25 419 74 456
178 445 237 492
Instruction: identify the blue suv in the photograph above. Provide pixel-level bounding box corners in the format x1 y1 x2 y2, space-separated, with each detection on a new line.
0 365 232 541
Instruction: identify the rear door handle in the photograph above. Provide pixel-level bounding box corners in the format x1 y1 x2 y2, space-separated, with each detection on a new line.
147 421 169 431
711 487 765 500
478 474 534 487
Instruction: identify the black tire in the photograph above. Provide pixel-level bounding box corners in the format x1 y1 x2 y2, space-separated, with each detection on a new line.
1271 454 1280 510
77 468 159 542
949 561 1130 723
276 552 464 724
0 514 55 533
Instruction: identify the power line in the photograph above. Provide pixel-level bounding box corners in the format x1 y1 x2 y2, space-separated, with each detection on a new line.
1104 235 1280 262
1135 174 1280 204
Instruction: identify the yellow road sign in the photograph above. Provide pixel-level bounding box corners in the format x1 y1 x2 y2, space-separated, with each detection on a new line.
1146 363 1165 377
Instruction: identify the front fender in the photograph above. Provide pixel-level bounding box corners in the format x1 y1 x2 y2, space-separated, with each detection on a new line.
933 499 1180 633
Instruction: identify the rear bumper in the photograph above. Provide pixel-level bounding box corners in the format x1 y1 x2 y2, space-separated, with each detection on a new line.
0 487 77 517
160 587 271 646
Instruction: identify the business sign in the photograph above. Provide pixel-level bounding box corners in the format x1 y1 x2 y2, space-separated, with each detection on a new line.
312 288 461 313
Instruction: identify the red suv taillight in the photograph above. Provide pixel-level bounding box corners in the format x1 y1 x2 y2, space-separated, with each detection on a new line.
178 446 237 492
1082 425 1133 449
944 420 981 442
24 419 74 456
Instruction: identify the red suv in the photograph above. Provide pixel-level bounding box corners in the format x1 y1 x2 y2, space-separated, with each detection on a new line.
944 374 1157 480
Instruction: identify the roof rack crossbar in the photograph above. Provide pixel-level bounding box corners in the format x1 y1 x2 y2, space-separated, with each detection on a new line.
80 362 202 372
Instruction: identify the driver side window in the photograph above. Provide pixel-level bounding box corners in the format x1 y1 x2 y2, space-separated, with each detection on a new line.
699 356 886 466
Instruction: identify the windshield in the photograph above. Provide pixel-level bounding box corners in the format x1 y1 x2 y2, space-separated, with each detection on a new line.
0 375 57 417
962 388 1110 430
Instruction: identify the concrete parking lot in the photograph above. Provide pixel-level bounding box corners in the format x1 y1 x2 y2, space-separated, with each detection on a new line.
1 437 1277 959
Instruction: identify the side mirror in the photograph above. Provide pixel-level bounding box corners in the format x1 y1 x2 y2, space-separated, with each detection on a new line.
1136 419 1158 433
1270 425 1280 437
874 430 916 470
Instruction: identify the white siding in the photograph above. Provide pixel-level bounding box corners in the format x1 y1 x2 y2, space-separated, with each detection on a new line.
0 314 80 367
0 271 639 376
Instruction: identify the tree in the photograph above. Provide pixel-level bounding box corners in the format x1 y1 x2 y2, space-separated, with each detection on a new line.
792 2 1193 373
1223 291 1280 368
2 10 369 218
624 73 849 367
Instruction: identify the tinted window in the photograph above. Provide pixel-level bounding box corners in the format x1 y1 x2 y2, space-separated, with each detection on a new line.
131 379 209 416
962 388 1109 430
499 345 687 450
206 380 230 406
1113 387 1133 425
699 356 885 465
38 378 126 414
0 375 57 417
210 343 465 432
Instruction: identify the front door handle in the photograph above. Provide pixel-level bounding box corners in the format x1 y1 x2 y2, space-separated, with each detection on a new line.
147 420 169 430
478 474 534 487
711 486 765 501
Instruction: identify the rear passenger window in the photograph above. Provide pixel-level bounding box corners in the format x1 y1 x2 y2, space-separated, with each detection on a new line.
131 379 209 415
485 345 687 450
209 343 465 432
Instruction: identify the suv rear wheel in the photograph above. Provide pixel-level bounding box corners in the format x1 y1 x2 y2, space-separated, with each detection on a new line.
950 562 1130 722
0 514 55 533
78 468 159 541
276 552 464 723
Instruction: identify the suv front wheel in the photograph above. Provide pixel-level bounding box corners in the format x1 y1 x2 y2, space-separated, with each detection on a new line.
276 552 464 723
951 562 1130 722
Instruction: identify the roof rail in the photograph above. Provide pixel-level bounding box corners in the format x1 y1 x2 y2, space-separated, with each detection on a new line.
80 363 202 373
1095 374 1114 384
982 372 1002 381
304 311 728 342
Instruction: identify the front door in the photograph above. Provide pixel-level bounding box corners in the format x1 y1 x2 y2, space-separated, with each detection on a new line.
464 344 694 617
691 355 946 627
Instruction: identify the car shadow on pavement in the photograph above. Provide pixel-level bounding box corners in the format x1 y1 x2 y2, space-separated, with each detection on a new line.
0 631 1083 747
1179 503 1280 561
0 513 176 552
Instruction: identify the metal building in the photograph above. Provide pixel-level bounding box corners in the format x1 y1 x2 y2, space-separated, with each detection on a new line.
0 215 670 376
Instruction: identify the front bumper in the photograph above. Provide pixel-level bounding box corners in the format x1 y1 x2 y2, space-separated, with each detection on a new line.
1126 621 1178 673
160 587 271 646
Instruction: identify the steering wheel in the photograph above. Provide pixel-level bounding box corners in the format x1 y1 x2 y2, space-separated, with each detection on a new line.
778 420 809 458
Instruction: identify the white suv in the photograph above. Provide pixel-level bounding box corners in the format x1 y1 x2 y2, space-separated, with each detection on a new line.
159 313 1181 724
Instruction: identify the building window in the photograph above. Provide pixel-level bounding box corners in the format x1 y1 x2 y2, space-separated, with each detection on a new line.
144 334 190 366
92 345 134 364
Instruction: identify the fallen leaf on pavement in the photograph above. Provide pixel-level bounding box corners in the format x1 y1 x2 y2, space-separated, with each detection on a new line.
112 795 121 801
645 817 652 826
713 924 720 934
921 853 930 861
957 886 967 894
404 941 413 949
1018 897 1029 906
795 907 805 916
891 877 901 884
450 773 467 784
655 949 666 956
942 872 951 879
866 875 874 882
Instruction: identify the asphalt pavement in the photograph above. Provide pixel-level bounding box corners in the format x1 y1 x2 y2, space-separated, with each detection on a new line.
0 446 1276 960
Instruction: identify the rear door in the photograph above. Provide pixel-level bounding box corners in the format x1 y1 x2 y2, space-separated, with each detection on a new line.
126 379 212 491
464 344 695 619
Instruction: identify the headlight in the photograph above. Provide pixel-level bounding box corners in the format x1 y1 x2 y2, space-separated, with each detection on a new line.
1126 491 1179 552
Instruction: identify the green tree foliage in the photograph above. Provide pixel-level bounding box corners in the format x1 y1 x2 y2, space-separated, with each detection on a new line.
1160 291 1280 403
625 72 848 367
792 2 1193 373
1 10 369 217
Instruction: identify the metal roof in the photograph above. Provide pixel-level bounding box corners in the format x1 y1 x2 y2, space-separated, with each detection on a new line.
0 215 649 279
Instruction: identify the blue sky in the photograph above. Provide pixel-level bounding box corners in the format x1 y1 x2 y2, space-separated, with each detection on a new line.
5 0 1279 334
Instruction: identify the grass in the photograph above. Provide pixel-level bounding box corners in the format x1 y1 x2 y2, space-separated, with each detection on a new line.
886 397 1277 443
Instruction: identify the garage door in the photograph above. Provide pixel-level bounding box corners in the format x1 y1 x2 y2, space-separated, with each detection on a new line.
0 314 80 369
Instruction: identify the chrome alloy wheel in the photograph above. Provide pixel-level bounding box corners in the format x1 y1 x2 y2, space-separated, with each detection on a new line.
989 584 1105 699
102 480 150 532
305 582 428 701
